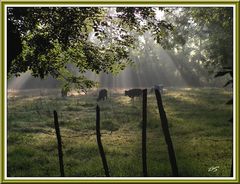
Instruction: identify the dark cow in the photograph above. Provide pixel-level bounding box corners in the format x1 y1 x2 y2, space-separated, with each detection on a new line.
97 89 108 101
125 89 142 99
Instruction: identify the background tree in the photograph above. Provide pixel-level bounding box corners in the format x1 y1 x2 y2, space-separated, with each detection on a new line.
163 7 233 73
160 7 233 87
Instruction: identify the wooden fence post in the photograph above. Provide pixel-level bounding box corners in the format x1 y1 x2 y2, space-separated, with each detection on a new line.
142 89 148 176
96 105 110 177
154 89 179 177
53 110 65 177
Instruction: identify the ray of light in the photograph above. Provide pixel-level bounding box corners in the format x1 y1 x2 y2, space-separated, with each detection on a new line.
86 48 190 90
8 46 196 94
7 71 32 90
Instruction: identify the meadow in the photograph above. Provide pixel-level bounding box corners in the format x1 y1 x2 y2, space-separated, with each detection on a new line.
7 87 233 177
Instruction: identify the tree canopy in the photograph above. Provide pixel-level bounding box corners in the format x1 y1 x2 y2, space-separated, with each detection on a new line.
7 7 172 90
163 7 233 72
7 7 233 90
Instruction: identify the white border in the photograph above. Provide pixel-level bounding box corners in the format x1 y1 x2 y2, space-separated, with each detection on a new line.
4 3 236 181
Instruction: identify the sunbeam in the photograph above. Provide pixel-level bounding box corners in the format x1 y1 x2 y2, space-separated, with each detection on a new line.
7 71 32 90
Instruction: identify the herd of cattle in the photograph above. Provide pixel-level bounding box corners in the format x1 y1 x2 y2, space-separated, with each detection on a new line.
97 84 164 101
60 84 164 100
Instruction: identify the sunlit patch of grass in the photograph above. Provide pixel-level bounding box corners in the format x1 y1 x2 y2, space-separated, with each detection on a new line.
7 87 233 177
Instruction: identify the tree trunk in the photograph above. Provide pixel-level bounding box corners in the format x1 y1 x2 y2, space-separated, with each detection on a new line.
96 105 110 176
154 89 179 177
53 110 65 177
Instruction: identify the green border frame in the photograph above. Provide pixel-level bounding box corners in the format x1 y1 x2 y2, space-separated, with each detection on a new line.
0 1 239 183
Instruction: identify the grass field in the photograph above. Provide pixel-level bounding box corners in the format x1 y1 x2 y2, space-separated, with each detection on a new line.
7 87 233 177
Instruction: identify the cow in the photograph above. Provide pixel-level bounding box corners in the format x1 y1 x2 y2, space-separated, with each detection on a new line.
97 89 108 101
124 89 142 100
149 84 164 94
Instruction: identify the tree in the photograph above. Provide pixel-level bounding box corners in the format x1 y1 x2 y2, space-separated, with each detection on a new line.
163 7 233 73
157 7 233 87
7 17 22 74
7 7 172 91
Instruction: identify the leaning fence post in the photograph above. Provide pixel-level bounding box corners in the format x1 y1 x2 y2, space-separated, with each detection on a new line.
142 89 148 176
96 105 110 177
53 110 65 177
154 89 179 177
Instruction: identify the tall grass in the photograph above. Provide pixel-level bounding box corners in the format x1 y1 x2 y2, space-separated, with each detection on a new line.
7 88 233 177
